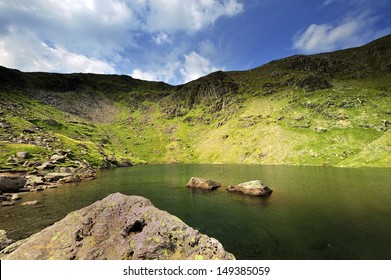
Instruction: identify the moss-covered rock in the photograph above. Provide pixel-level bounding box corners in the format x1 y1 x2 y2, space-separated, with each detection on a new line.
1 193 235 260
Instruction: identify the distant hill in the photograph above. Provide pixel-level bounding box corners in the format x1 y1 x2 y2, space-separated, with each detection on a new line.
1 34 390 168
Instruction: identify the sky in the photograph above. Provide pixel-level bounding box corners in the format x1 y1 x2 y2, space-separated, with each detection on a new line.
0 0 390 85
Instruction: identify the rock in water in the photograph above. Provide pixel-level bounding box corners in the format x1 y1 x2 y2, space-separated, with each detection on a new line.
228 180 273 196
2 193 234 260
186 177 221 190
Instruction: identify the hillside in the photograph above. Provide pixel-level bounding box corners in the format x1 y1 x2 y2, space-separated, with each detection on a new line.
1 35 390 169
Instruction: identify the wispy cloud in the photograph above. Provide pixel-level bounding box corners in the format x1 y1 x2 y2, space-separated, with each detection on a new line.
292 2 391 53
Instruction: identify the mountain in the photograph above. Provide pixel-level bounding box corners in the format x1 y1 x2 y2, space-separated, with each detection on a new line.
1 35 390 169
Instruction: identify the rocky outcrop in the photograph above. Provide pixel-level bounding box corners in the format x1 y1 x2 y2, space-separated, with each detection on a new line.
1 193 234 260
186 177 221 190
227 180 273 196
0 175 27 192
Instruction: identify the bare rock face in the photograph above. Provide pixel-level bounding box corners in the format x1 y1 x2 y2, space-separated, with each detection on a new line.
2 193 234 260
227 180 273 196
186 177 221 190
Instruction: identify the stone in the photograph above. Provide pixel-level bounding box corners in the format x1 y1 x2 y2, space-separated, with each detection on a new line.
0 176 27 192
117 159 133 167
50 154 66 163
45 173 72 182
186 177 221 190
16 152 30 159
227 180 273 197
25 175 45 186
21 200 39 206
2 193 235 260
11 194 21 201
1 201 15 206
58 175 81 184
0 230 13 251
36 162 56 170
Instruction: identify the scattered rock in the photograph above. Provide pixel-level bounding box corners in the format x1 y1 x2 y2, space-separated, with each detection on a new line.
45 172 72 182
2 193 235 260
0 230 13 250
227 180 273 197
21 200 39 206
25 175 45 186
0 176 27 192
186 177 221 190
50 154 66 163
36 162 56 170
117 159 133 167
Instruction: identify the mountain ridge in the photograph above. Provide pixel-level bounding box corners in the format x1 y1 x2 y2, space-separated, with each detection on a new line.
1 34 390 168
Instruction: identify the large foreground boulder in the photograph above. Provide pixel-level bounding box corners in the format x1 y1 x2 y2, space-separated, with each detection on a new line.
186 177 221 190
0 175 27 192
1 193 234 260
227 180 273 196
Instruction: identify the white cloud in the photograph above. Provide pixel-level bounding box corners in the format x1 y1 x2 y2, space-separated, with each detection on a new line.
293 1 391 53
179 51 220 83
292 14 389 53
0 0 242 82
0 29 115 74
131 51 220 84
137 0 243 33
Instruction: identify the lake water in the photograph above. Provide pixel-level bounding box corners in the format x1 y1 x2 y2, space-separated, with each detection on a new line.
1 164 391 259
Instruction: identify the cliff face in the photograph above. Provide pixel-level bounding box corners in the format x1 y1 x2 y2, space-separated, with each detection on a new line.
1 193 235 260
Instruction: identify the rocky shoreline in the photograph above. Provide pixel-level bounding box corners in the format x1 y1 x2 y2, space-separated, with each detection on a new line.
1 148 96 207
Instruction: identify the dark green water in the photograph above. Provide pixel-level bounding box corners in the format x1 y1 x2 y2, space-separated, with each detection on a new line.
1 164 391 259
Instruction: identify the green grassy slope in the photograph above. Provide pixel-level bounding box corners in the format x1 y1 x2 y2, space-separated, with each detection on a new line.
1 35 390 168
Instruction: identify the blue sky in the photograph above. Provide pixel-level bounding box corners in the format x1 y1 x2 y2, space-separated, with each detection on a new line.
1 0 390 85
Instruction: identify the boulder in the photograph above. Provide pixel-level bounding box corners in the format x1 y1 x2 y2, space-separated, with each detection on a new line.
227 180 273 196
2 193 234 260
0 230 13 251
186 177 221 190
0 176 27 192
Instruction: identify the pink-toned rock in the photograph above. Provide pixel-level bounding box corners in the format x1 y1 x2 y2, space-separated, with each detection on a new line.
227 180 273 196
2 193 234 260
186 177 221 190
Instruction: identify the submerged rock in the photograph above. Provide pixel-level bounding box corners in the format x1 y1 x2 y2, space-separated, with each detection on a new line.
186 177 221 190
227 180 273 196
1 193 234 260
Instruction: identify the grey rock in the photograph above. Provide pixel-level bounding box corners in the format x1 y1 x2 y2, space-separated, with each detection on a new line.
45 173 72 182
2 193 235 260
50 154 66 163
186 177 221 190
0 176 27 192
